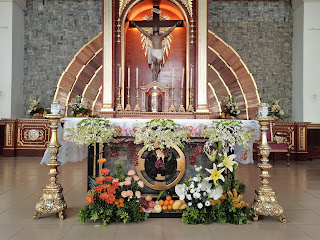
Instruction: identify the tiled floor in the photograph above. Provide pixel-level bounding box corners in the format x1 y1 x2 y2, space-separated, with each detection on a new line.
0 156 320 240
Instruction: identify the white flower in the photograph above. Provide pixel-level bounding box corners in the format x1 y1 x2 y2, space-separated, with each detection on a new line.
190 188 195 194
200 179 212 191
206 188 211 193
179 195 185 200
193 192 201 199
195 165 202 171
190 184 194 189
208 185 223 200
205 201 211 207
197 203 203 209
186 194 192 200
203 192 207 197
192 177 199 182
175 184 185 198
188 202 192 206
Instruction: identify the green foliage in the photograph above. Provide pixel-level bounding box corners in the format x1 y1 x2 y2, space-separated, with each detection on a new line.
182 207 217 225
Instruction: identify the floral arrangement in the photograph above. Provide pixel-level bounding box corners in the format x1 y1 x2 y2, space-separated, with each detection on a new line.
177 150 252 225
28 96 45 117
78 163 148 226
223 95 240 118
65 118 119 146
133 119 189 151
268 98 284 120
69 95 89 117
201 120 253 151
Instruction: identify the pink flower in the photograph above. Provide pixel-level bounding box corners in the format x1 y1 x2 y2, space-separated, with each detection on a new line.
135 191 141 198
112 178 119 183
128 170 135 176
119 182 124 187
124 180 132 186
121 191 128 198
127 190 133 198
137 180 144 188
133 175 140 181
125 177 132 182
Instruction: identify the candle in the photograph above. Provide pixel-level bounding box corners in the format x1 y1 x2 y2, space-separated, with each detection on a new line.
136 67 138 88
190 67 193 89
119 66 121 87
128 67 130 88
172 67 175 88
181 67 185 89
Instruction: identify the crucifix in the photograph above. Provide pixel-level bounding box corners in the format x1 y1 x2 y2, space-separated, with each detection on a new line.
130 6 183 81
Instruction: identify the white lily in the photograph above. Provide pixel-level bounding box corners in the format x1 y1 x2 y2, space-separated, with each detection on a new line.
175 184 185 198
205 149 218 162
200 179 212 191
208 185 223 200
205 163 225 185
217 152 238 172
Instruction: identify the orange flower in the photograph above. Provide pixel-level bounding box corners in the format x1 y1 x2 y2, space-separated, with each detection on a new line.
105 176 113 182
113 182 119 189
94 185 104 193
96 176 105 184
100 192 109 200
106 194 116 204
86 195 95 204
100 168 110 176
101 184 111 190
98 158 107 164
107 186 116 195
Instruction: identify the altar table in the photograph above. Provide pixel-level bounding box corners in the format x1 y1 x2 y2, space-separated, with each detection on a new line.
41 118 260 165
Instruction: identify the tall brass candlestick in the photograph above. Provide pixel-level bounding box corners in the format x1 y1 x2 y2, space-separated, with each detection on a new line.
33 114 67 220
169 87 176 112
125 87 132 111
178 88 185 112
252 116 286 223
134 87 140 112
116 86 123 111
187 88 194 112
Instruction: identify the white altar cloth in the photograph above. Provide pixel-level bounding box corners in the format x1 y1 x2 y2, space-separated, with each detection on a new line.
41 118 260 165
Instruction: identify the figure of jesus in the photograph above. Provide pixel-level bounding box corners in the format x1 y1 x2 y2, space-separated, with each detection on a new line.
132 20 182 81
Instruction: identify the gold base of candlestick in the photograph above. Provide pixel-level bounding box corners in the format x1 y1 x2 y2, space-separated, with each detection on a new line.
125 104 132 111
252 116 286 223
116 104 124 112
134 104 141 112
33 114 67 220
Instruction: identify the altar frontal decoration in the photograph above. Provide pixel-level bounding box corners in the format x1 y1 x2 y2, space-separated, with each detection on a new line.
65 118 120 146
78 163 148 226
175 120 254 224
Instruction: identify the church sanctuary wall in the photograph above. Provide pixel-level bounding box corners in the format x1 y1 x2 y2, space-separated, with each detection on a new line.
23 0 102 116
209 0 293 120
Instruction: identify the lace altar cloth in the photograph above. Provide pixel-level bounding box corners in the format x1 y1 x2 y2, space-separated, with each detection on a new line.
41 118 260 165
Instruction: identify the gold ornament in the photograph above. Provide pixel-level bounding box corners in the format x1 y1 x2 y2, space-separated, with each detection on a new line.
33 114 67 220
252 116 286 223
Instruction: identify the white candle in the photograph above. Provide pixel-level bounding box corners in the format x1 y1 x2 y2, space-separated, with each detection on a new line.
172 67 174 88
136 67 138 88
128 67 130 88
190 67 193 89
119 66 121 87
181 67 185 89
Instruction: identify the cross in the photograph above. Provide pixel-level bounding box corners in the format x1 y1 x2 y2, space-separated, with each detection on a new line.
129 6 183 29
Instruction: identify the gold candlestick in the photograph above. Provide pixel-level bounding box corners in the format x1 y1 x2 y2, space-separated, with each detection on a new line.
125 87 132 111
33 114 67 220
252 116 286 223
187 88 194 112
134 87 140 112
169 87 176 112
116 86 123 111
178 88 185 112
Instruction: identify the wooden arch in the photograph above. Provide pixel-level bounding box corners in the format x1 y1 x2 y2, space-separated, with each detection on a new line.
53 31 260 118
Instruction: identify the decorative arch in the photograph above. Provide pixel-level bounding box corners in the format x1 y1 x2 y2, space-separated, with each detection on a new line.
53 25 260 120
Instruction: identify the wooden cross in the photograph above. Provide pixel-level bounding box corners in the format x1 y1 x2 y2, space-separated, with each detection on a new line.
129 6 183 29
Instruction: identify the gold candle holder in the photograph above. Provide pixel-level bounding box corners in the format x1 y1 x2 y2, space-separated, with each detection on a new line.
134 87 140 112
178 88 185 112
116 86 123 111
33 114 67 220
252 116 286 223
169 87 176 112
187 88 194 112
125 87 132 111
